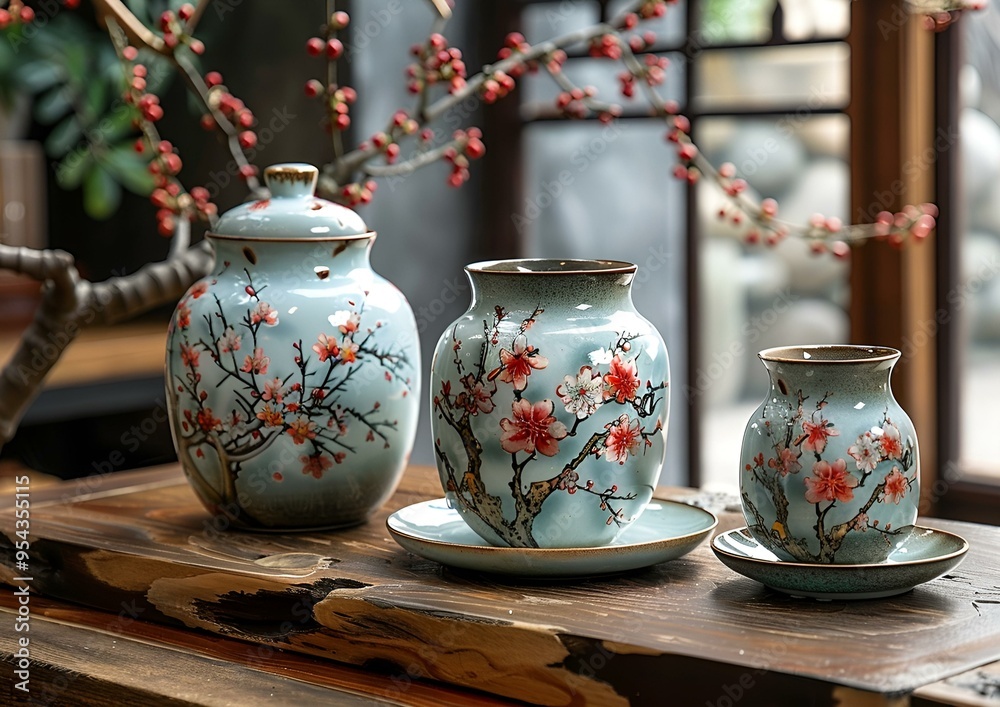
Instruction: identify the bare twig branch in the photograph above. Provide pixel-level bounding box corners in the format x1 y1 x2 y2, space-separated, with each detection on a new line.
0 230 213 448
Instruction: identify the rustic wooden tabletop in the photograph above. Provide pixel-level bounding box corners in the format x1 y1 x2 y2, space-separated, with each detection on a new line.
1 464 998 706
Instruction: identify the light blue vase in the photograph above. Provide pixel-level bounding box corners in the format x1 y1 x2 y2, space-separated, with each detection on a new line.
430 259 670 548
740 345 919 564
165 163 419 531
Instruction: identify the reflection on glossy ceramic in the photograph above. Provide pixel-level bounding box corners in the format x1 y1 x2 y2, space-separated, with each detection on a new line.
387 498 717 578
712 526 968 600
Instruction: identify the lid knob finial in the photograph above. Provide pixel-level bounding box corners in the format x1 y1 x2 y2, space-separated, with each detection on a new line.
264 163 319 198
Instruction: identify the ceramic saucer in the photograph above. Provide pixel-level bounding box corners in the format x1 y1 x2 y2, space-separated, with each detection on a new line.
387 498 718 578
712 526 969 600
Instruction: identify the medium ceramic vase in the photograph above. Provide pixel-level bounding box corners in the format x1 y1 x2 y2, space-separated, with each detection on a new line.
740 345 919 564
165 163 419 531
430 259 670 548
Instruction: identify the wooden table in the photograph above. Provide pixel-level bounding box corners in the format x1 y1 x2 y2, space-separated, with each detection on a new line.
2 464 999 706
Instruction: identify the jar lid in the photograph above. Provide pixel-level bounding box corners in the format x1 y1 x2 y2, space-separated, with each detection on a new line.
212 163 368 239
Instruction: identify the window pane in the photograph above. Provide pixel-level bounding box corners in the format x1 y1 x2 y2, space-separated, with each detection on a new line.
695 115 850 489
522 2 601 44
699 0 774 44
693 43 849 112
961 4 1000 479
521 121 689 485
698 0 850 43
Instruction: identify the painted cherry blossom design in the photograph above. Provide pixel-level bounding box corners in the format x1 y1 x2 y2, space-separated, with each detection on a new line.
742 389 917 563
167 267 412 525
433 306 667 548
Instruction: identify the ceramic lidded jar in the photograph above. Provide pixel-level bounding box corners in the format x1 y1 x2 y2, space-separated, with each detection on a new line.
740 345 919 564
165 163 420 531
430 259 670 548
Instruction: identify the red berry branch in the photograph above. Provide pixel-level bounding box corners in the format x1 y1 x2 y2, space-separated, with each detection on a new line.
909 0 988 30
303 2 353 158
0 0 984 450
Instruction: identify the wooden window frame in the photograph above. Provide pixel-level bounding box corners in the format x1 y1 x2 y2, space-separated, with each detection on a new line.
849 6 999 523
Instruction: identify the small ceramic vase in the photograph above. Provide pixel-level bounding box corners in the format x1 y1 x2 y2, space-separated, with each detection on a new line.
740 345 919 564
430 259 670 548
165 163 420 531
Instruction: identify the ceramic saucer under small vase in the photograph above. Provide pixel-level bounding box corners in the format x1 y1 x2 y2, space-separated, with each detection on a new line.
387 498 718 578
712 526 969 600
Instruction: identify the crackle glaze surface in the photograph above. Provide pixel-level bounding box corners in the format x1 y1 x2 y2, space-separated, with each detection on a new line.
165 164 419 530
430 259 670 549
740 345 919 564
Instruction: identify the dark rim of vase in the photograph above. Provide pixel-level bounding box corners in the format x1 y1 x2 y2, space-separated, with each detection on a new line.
466 258 636 275
206 230 376 243
758 344 901 364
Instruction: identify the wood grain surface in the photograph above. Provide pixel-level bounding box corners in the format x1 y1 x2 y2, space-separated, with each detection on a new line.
2 464 999 706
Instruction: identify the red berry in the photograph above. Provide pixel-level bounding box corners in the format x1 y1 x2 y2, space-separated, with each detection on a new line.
306 37 325 56
178 3 195 21
157 140 173 154
123 46 138 61
158 216 176 237
133 139 145 153
160 11 174 30
150 189 171 208
340 86 357 103
239 164 258 180
465 137 485 159
200 114 215 130
188 39 205 55
143 104 164 122
331 11 350 29
326 38 344 59
238 131 257 149
335 114 351 130
65 0 81 8
132 64 147 78
385 143 400 163
20 6 35 22
164 33 179 49
304 79 324 98
205 71 223 87
0 9 10 28
164 153 183 174
237 111 254 127
191 186 209 202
